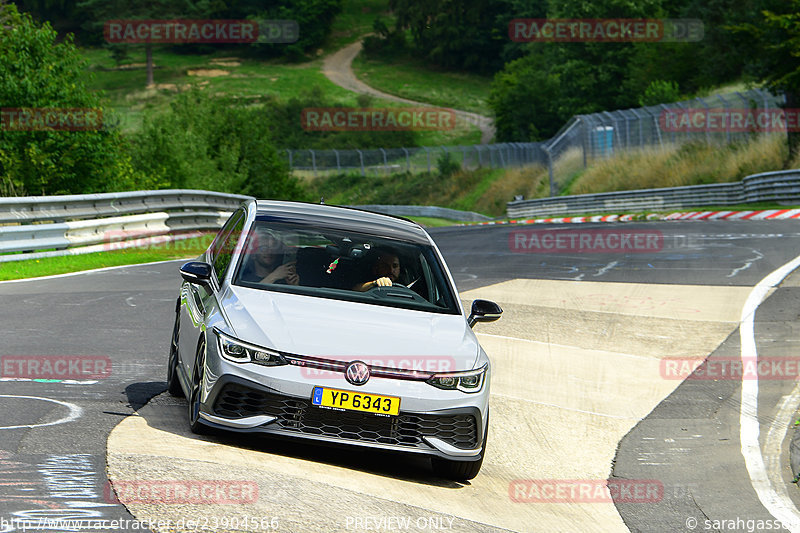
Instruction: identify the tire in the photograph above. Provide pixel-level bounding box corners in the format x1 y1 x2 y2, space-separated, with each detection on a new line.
431 412 488 481
167 311 183 397
187 339 214 435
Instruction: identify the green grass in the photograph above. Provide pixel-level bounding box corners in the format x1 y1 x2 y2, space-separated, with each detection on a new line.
325 0 394 53
352 54 493 116
405 216 461 227
0 236 212 281
85 46 482 145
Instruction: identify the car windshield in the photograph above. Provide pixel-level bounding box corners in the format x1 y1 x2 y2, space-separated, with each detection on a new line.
232 220 460 315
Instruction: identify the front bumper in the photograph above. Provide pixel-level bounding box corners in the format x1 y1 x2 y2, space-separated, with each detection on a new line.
198 374 486 461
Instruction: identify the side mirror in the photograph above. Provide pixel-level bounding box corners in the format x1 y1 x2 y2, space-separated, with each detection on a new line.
468 299 503 328
180 261 213 288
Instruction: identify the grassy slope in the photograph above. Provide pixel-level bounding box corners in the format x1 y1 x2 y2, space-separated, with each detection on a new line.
351 54 494 116
306 134 800 217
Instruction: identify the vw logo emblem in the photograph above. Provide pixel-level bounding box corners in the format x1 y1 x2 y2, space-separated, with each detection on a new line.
345 361 370 386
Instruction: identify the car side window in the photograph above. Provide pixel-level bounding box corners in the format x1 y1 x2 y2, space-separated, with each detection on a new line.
211 210 245 284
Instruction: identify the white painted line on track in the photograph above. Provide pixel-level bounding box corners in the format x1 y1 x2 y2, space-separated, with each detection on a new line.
0 395 82 430
739 253 800 531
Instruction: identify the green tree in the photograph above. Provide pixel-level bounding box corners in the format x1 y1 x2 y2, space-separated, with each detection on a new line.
638 80 682 107
734 0 800 156
78 0 205 87
0 1 143 196
131 90 308 200
488 52 566 141
389 0 546 74
489 0 665 141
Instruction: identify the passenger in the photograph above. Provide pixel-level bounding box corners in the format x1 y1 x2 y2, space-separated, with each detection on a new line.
240 228 299 285
353 251 401 291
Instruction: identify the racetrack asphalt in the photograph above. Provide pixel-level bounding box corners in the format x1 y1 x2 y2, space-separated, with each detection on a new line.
1 220 800 532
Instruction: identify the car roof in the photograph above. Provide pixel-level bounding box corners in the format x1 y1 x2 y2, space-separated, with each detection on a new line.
254 200 431 245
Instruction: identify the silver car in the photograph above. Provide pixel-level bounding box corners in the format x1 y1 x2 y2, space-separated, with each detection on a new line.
167 200 502 480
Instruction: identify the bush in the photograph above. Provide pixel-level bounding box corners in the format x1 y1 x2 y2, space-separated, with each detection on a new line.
436 152 461 177
0 2 144 195
130 90 309 200
638 81 682 107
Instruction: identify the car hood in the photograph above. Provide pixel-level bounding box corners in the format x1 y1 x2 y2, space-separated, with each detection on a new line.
222 286 479 372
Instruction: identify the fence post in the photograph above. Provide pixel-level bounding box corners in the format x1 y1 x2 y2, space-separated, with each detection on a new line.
697 98 711 144
380 148 388 174
717 94 732 144
424 147 431 173
402 147 410 172
544 145 556 196
333 149 340 171
286 149 293 170
356 149 365 177
310 149 317 177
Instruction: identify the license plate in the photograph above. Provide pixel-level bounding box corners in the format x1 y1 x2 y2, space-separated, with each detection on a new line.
311 386 400 416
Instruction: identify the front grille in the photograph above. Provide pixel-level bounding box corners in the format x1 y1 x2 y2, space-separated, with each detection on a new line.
213 383 478 449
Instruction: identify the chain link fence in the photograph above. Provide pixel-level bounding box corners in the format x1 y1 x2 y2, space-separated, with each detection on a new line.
285 88 787 197
542 88 785 194
284 142 547 177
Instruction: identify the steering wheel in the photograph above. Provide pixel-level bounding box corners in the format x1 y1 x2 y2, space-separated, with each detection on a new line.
368 281 406 290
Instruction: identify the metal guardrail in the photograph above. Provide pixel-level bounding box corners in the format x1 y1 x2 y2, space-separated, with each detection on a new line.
0 189 249 225
506 170 800 218
0 190 252 262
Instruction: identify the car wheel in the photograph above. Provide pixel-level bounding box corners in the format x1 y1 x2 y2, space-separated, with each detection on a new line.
431 412 488 481
167 312 183 397
187 338 213 435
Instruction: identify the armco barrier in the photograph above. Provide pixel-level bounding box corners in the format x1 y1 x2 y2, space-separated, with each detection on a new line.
0 190 251 262
506 170 800 218
0 190 250 225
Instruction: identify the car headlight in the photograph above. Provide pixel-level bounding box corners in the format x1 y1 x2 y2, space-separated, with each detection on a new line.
215 330 287 367
427 364 487 393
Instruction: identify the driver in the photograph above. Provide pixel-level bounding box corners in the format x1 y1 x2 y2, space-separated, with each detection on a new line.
353 251 400 292
240 227 299 285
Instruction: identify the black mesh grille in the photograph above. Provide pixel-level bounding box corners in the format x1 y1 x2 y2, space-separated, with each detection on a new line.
213 383 478 449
